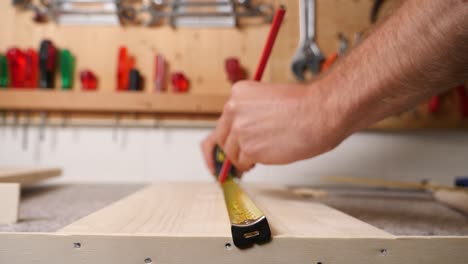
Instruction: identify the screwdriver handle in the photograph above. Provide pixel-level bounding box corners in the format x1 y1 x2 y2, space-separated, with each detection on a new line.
60 49 74 90
0 55 8 88
39 40 57 89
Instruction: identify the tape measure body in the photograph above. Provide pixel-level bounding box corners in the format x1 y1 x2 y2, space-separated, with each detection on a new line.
214 145 271 248
214 145 238 178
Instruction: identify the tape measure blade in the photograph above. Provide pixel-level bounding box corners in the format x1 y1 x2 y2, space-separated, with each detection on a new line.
222 178 271 248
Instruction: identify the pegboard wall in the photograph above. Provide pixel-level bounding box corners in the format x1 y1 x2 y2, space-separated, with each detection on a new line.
0 0 466 129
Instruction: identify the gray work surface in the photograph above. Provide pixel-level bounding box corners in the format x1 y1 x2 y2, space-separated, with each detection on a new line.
1 184 467 235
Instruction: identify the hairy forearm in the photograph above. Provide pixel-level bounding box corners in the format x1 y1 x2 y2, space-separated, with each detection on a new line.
318 0 468 135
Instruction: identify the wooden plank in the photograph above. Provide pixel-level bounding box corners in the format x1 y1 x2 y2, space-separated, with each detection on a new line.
0 233 468 264
0 168 62 185
0 183 20 224
2 182 467 263
59 182 231 235
59 182 391 238
243 184 392 237
0 90 227 114
434 190 468 215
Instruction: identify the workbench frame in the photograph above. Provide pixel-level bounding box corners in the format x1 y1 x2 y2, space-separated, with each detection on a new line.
1 234 468 263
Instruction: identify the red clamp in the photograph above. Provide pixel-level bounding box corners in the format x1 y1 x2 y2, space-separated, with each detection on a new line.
225 57 246 84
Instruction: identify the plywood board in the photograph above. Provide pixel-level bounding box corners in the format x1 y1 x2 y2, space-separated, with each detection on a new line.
1 182 468 263
60 182 391 238
0 183 20 224
434 190 468 216
0 168 61 185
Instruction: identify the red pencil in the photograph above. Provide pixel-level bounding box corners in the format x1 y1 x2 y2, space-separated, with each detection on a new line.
218 6 286 184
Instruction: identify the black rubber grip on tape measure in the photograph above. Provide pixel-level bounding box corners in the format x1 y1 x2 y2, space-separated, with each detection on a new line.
231 217 271 249
213 145 237 178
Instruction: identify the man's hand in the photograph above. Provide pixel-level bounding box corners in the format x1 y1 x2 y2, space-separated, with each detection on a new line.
201 80 348 172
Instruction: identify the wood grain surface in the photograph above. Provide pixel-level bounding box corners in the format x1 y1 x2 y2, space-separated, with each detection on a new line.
59 182 391 238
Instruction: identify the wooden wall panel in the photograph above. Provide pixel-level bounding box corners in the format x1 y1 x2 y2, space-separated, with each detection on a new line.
0 0 377 92
1 0 467 129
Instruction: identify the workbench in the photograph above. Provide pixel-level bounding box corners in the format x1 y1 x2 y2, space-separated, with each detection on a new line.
1 183 467 263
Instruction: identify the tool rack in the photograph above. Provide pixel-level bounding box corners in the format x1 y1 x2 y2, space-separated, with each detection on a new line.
0 0 467 129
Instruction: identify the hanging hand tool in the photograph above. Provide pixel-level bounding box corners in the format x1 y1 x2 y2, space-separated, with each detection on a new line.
39 40 58 88
291 0 324 80
225 57 246 84
0 110 6 128
171 72 190 93
59 49 74 133
0 54 8 88
128 69 142 91
80 70 98 90
117 46 134 91
5 49 27 140
6 48 27 88
141 1 274 27
122 68 143 148
12 0 49 22
38 111 48 142
12 111 19 138
215 6 285 249
24 49 39 88
38 39 57 148
22 111 30 150
60 49 74 89
321 33 349 72
154 54 167 92
21 49 37 150
115 46 134 143
13 0 274 27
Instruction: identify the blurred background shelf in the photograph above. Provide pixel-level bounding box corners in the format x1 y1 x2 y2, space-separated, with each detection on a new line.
0 90 227 115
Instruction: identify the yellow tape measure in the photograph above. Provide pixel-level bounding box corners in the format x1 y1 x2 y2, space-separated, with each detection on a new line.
214 146 271 248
